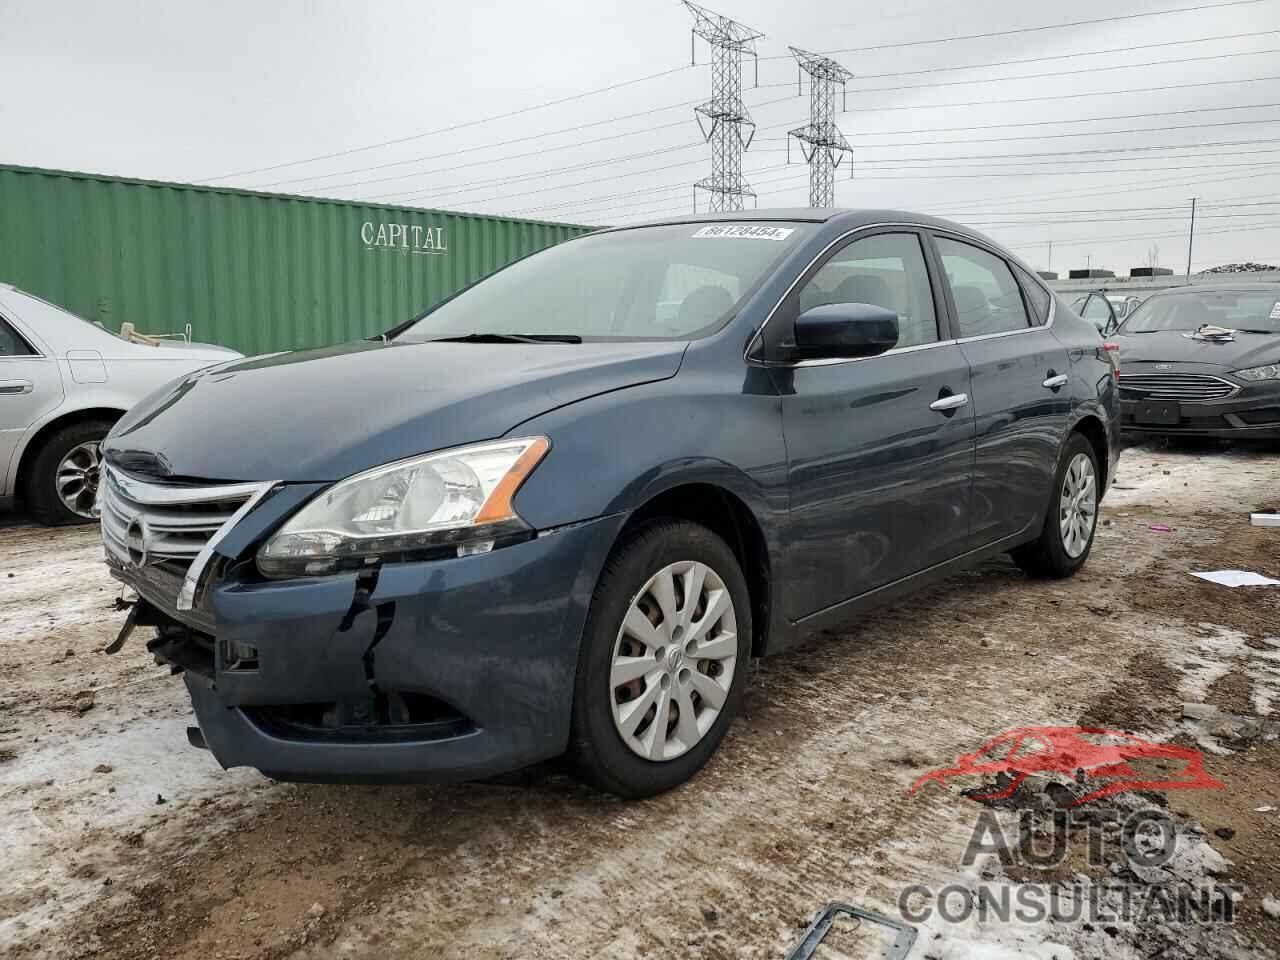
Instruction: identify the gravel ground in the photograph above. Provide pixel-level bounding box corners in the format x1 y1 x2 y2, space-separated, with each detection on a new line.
1 440 1278 960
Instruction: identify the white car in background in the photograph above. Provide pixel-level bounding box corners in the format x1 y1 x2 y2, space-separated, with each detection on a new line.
1071 292 1144 334
0 284 240 525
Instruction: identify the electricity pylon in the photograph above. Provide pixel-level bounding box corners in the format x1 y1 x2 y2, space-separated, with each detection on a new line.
787 46 853 208
682 1 764 212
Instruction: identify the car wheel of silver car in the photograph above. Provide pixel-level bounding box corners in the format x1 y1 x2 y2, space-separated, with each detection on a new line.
24 418 115 526
570 520 752 798
1010 431 1101 579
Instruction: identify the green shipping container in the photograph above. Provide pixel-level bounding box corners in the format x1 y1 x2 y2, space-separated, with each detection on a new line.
0 164 594 356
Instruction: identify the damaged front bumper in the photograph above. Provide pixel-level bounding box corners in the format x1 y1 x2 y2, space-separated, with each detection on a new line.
111 512 624 783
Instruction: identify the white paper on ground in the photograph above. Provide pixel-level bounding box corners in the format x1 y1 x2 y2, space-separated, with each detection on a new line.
1191 570 1280 587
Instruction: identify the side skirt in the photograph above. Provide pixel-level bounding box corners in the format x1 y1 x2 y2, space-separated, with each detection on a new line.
771 528 1038 653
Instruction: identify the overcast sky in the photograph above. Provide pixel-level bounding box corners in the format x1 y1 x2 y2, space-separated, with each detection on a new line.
5 0 1280 273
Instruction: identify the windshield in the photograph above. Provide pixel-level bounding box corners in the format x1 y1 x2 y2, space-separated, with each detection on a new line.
394 222 810 342
1121 290 1280 334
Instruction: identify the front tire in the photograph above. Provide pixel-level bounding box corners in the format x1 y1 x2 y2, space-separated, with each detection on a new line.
24 419 114 526
1010 432 1100 579
569 520 752 798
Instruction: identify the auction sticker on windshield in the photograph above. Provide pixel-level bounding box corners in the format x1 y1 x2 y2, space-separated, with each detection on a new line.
692 224 795 241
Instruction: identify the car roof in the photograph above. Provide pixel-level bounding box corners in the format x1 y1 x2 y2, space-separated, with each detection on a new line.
605 208 1021 265
622 207 988 232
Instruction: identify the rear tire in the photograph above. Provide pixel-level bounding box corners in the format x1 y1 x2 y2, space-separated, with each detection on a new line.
24 419 114 526
1010 432 1100 579
568 520 751 799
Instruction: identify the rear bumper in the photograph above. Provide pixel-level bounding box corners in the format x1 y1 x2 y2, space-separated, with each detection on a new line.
135 514 624 783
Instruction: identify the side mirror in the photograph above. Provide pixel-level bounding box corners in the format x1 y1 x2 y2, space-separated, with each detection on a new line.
793 302 899 359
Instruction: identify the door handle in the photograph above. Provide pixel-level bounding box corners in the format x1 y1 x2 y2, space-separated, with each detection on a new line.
929 392 969 412
0 379 34 395
1042 373 1069 389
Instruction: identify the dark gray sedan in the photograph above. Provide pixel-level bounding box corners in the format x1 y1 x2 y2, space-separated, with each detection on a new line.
100 209 1120 797
1113 284 1280 440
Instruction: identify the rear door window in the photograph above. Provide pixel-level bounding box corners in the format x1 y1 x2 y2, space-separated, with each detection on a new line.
935 237 1032 338
1013 265 1052 326
0 316 37 357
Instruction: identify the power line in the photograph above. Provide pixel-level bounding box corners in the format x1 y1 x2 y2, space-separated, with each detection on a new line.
770 100 1280 139
972 210 1280 228
247 98 705 190
388 143 1280 212
846 46 1280 95
268 122 696 193
254 85 1280 208
202 62 695 183
846 116 1280 150
846 139 1280 166
997 216 1280 249
845 28 1280 80
374 154 743 209
843 74 1280 113
843 162 1280 180
759 0 1266 59
513 167 809 219
359 142 709 202
243 42 1280 193
257 96 801 200
515 169 812 222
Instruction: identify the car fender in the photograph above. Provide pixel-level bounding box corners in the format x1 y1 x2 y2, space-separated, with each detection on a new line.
507 369 789 577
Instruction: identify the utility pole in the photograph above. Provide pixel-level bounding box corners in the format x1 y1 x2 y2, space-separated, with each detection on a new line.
683 1 763 212
786 47 854 208
1047 240 1053 274
1186 197 1198 283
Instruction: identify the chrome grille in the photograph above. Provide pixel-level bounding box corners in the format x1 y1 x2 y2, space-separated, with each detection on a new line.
99 465 275 612
1119 372 1239 402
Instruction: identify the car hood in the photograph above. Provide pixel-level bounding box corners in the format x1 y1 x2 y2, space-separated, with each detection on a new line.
1112 329 1280 370
104 338 687 482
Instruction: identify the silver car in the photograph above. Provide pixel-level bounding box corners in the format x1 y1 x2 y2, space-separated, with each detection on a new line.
0 284 239 524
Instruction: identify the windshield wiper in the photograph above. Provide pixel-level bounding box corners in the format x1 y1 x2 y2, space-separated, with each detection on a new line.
1234 328 1276 334
429 332 583 344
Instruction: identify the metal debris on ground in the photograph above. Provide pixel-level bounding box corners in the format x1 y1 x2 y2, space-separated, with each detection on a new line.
1251 513 1280 528
783 902 916 960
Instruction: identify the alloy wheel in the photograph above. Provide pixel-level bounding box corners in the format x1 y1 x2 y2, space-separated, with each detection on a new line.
57 441 102 519
610 560 738 762
1059 452 1097 559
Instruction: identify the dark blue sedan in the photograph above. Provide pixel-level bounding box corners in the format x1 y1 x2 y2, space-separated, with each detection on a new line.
99 209 1120 797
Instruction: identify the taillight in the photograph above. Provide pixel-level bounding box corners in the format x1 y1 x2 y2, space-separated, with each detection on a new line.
1104 343 1121 379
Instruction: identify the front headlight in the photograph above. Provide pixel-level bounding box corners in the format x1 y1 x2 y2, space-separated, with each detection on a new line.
257 437 549 578
1235 363 1280 382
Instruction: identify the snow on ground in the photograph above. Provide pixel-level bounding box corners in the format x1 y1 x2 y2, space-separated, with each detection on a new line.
1 441 1278 959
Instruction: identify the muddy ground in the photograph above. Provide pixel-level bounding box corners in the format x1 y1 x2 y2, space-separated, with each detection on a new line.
1 441 1278 959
